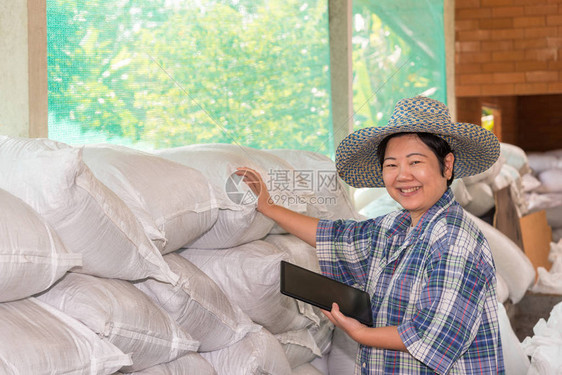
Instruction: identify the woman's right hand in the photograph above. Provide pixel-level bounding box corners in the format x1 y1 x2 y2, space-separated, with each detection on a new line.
235 166 320 247
235 167 274 215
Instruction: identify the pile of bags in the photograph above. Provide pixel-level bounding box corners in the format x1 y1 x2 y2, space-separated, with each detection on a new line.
526 150 562 242
0 136 362 374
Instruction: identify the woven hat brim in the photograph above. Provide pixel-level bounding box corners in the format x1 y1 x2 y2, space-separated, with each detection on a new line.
335 121 500 188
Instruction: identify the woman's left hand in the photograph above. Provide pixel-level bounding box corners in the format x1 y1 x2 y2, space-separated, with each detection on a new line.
322 303 408 352
321 302 367 341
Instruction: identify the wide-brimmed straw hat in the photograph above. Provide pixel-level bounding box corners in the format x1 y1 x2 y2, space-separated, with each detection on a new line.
336 96 500 188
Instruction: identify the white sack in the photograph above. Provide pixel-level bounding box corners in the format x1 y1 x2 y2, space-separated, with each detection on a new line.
491 163 521 192
264 234 334 361
179 240 319 334
545 148 562 159
359 191 403 219
134 253 258 352
353 187 388 212
496 273 509 303
157 144 308 248
327 327 358 375
462 157 504 186
266 149 361 220
497 303 530 375
276 312 333 370
291 363 324 375
528 152 562 174
0 136 178 283
309 313 334 357
466 212 535 303
275 328 322 369
525 192 562 213
500 142 530 175
264 233 321 272
0 188 82 302
553 228 562 243
530 240 562 294
128 353 216 375
522 302 562 375
463 182 495 217
310 356 329 375
521 173 543 193
0 298 131 374
36 273 198 372
451 179 473 207
539 168 562 193
83 144 218 253
201 328 292 375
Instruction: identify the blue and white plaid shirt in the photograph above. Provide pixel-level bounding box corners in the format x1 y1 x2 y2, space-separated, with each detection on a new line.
316 189 504 374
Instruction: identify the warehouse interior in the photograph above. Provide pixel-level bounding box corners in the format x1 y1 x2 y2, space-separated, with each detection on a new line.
1 0 562 373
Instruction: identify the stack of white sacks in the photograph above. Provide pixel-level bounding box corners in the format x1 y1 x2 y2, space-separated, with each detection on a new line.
0 135 365 374
515 149 562 374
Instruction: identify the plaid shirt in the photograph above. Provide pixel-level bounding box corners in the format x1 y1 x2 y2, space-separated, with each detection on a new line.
316 189 504 374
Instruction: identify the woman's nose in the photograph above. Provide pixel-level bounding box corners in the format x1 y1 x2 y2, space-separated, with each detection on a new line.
396 164 412 180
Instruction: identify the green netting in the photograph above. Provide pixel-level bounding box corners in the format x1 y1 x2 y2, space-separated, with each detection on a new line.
351 0 447 130
47 0 333 154
47 0 446 154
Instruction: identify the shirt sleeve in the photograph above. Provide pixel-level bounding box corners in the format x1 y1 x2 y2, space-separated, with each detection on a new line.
397 226 495 374
316 218 379 288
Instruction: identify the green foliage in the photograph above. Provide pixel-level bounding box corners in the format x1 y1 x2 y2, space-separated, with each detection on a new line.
351 0 447 130
47 0 446 153
48 0 332 154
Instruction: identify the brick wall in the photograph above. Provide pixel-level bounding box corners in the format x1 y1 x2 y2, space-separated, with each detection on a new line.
455 0 562 97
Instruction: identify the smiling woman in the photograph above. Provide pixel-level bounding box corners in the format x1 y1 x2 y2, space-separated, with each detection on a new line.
238 96 505 374
379 133 454 226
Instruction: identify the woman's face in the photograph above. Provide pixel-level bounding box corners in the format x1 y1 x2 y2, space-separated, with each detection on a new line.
382 133 454 226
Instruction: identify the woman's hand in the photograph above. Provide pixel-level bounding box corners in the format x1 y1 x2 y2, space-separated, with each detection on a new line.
235 167 274 215
235 166 319 247
323 303 408 352
322 303 367 342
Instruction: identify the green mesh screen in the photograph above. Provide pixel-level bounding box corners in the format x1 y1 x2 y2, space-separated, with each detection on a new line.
47 0 446 153
47 0 333 154
351 0 447 130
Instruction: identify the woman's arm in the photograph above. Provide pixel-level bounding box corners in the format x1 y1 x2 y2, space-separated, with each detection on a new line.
236 167 320 247
324 303 407 352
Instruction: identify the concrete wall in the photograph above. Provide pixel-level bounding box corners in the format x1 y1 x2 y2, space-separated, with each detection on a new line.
0 1 29 137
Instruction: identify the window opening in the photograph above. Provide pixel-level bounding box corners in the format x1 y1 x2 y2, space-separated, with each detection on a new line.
47 0 333 155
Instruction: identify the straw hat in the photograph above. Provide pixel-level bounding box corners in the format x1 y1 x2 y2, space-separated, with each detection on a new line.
336 96 500 188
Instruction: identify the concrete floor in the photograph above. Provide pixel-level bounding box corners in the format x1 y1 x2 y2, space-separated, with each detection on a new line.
505 292 562 342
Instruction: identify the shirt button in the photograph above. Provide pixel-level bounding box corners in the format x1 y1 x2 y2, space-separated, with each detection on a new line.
362 362 366 368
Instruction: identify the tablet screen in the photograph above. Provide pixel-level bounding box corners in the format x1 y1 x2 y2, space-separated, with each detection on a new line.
280 260 373 326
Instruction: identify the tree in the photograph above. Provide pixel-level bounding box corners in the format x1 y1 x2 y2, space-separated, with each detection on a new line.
48 0 333 154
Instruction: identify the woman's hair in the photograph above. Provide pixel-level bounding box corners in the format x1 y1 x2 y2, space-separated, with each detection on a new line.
376 132 455 186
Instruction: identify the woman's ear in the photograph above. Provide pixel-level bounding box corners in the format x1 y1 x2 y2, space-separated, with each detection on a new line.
444 153 454 180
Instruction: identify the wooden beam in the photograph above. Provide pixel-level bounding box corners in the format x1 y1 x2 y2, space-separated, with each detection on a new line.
28 0 48 138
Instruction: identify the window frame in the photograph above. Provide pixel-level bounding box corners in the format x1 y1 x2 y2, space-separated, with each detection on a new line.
26 0 454 149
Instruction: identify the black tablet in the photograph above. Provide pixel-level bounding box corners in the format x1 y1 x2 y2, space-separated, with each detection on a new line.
280 260 373 327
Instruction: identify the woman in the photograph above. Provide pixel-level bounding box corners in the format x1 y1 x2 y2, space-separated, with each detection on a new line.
237 96 504 374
